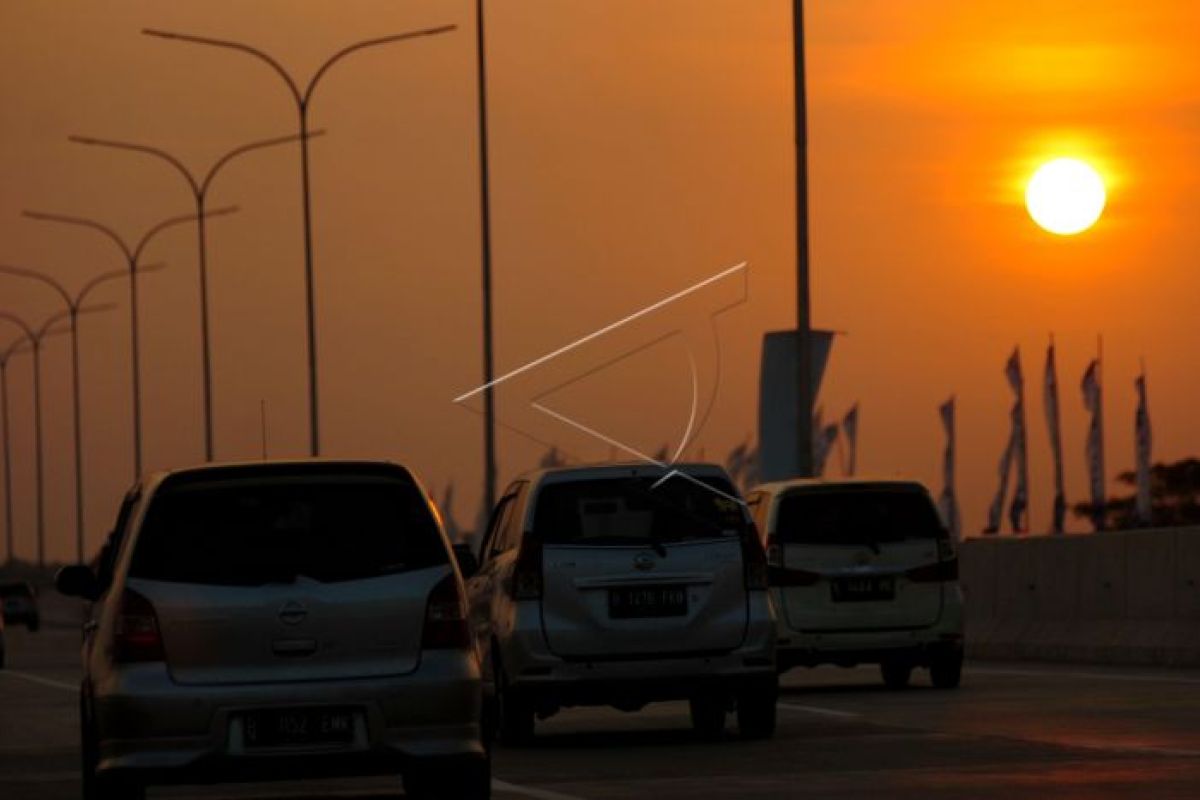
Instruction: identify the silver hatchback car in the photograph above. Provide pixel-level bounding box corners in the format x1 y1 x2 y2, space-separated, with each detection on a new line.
467 463 777 743
56 461 488 800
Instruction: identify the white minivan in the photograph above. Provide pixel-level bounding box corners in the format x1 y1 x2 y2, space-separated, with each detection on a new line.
745 480 964 689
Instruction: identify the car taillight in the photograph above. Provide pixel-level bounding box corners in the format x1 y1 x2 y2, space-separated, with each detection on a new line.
422 573 471 650
742 531 769 591
113 589 165 663
510 542 543 600
907 557 959 583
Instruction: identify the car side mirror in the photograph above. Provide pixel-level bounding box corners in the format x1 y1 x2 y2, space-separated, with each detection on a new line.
55 564 100 601
452 543 480 579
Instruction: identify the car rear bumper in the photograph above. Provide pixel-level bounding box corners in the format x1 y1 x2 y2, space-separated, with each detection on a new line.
91 650 484 782
775 588 965 669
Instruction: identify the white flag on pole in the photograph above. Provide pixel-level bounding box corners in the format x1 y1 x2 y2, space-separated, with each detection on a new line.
938 397 961 540
1006 348 1029 533
842 404 859 476
1043 341 1067 534
1081 359 1106 531
1135 371 1153 525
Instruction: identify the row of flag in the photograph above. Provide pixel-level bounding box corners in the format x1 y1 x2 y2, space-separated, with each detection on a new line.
939 339 1153 538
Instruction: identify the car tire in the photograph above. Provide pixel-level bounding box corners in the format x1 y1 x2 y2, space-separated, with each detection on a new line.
736 678 778 739
495 661 535 746
881 660 913 689
405 757 492 800
689 692 727 740
930 650 963 689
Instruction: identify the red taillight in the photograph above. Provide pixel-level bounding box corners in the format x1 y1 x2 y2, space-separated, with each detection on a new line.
907 557 959 583
510 542 543 600
422 573 471 650
113 589 165 663
742 531 769 591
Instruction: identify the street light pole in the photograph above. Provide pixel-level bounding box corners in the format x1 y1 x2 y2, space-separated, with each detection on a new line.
0 337 27 566
792 0 815 478
23 208 235 480
0 264 151 562
68 132 323 462
0 310 64 567
143 24 457 457
474 0 497 514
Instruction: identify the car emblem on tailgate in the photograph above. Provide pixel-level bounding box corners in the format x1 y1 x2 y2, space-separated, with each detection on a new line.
278 600 308 626
633 553 656 571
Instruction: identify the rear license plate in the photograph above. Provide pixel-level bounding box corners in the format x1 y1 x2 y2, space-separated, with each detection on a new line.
831 576 895 602
609 585 688 619
242 707 356 748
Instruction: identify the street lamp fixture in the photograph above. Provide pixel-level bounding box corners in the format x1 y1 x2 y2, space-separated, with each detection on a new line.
142 24 457 457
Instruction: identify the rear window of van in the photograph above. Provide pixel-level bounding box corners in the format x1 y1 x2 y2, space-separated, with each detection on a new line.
776 487 944 546
533 475 748 546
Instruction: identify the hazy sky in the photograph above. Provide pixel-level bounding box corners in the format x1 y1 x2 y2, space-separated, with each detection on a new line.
2 1 1199 562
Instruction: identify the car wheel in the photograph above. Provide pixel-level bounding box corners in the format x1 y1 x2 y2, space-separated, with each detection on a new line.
736 678 778 739
930 650 963 689
405 757 491 800
495 661 534 746
881 660 912 689
689 692 727 740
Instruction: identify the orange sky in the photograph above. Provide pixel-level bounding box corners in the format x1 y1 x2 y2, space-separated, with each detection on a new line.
1 1 1199 561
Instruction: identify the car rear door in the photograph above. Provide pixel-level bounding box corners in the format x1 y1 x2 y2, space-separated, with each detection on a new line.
537 474 751 659
773 486 945 632
125 467 451 686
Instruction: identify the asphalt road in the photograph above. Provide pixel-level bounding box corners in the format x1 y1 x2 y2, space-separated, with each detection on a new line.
4 619 1200 799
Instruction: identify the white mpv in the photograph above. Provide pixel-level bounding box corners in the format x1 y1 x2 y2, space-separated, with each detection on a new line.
745 479 964 689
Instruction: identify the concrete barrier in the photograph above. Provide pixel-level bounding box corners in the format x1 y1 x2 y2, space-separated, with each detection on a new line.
961 527 1200 667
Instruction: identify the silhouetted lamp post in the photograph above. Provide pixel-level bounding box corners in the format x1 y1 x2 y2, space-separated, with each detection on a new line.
143 24 457 458
68 132 323 462
0 336 30 566
23 208 235 479
0 263 158 562
792 0 814 477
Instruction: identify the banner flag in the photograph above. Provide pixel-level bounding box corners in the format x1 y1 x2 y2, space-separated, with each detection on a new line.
1006 348 1030 533
1135 372 1153 525
814 422 840 476
1043 341 1067 533
985 426 1015 534
938 396 961 540
842 404 859 476
1081 359 1106 531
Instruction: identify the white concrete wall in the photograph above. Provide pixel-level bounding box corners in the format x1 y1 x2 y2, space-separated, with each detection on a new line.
960 528 1200 666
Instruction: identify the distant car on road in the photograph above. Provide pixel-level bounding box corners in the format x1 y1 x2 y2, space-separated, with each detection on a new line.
1 580 41 631
56 460 489 800
468 462 777 743
745 479 964 689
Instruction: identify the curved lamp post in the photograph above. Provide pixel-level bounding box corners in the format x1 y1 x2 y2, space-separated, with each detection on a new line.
23 208 236 479
0 336 31 565
143 24 457 457
0 263 160 562
68 132 323 462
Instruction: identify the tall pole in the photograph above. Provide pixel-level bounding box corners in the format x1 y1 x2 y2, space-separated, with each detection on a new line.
792 0 815 477
0 313 43 565
70 132 318 462
0 347 16 565
25 209 233 480
475 0 497 513
143 25 456 458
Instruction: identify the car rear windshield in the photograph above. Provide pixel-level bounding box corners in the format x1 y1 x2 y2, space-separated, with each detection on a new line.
776 487 945 546
129 476 447 586
533 475 748 546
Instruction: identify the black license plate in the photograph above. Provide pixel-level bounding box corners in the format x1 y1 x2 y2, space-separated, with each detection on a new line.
831 576 895 602
609 585 688 619
242 707 356 748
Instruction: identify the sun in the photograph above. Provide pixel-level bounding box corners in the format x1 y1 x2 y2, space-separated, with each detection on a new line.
1025 158 1107 235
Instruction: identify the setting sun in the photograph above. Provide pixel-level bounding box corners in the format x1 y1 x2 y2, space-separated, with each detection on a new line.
1025 157 1107 235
